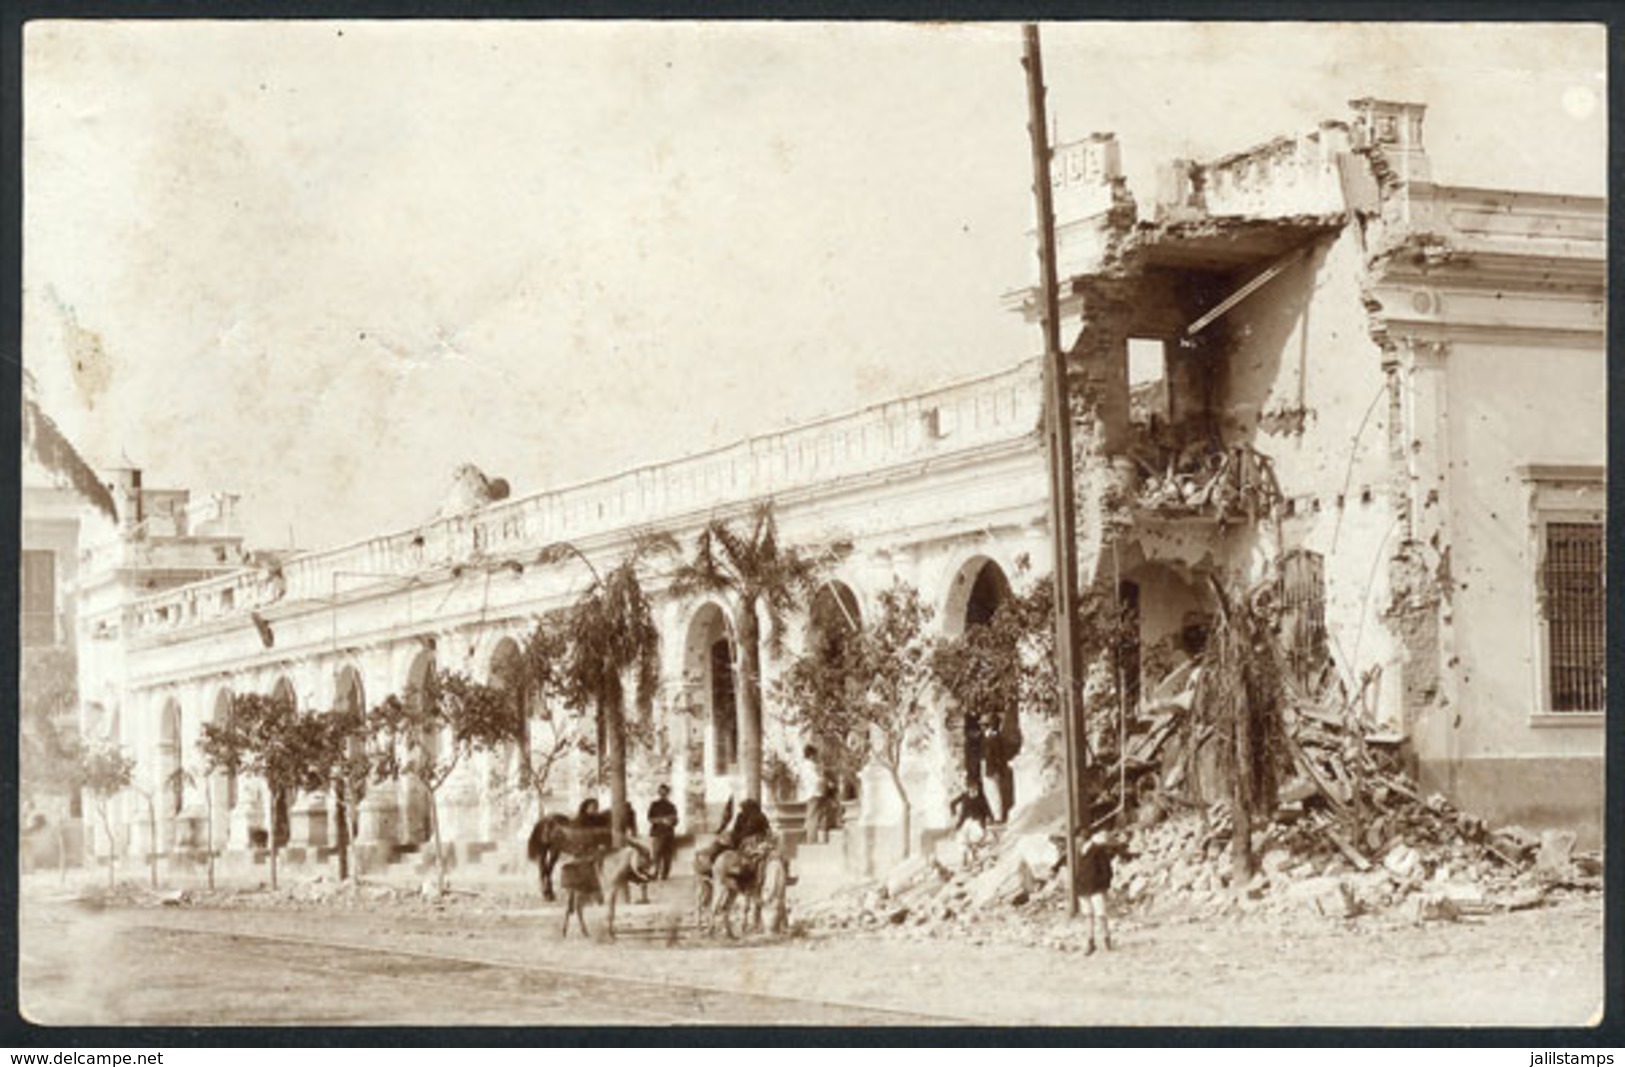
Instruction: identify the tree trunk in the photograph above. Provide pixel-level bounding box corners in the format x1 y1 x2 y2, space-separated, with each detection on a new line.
205 783 216 892
737 601 763 804
334 779 350 882
347 782 364 881
604 676 628 848
268 789 280 891
886 763 912 859
143 793 159 889
1230 717 1253 886
55 822 68 887
427 780 446 895
98 805 115 887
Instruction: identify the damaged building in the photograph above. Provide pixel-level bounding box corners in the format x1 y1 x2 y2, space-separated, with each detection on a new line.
72 96 1604 884
1008 97 1605 843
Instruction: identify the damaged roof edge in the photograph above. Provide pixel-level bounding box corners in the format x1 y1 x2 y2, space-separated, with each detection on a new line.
1121 213 1349 273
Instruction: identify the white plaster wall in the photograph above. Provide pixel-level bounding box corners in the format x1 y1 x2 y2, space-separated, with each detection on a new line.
1440 340 1606 761
1216 225 1406 722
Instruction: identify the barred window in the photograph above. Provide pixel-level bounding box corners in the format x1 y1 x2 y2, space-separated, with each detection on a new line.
1278 549 1328 689
1543 521 1605 712
1522 464 1606 718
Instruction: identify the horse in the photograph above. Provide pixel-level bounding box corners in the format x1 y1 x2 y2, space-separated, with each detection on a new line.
703 842 789 939
528 814 611 902
691 833 731 923
559 843 655 940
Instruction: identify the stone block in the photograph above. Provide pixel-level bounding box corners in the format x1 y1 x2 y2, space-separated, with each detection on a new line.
884 854 930 898
968 851 1031 909
1014 833 1061 872
1535 830 1576 877
1434 882 1487 906
1407 892 1459 923
1259 848 1294 877
1287 876 1359 919
1383 843 1421 880
933 837 967 871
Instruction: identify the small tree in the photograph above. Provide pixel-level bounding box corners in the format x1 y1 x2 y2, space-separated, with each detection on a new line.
198 693 333 890
76 741 135 887
507 617 590 809
931 562 1135 818
304 703 375 882
780 580 936 856
370 669 508 894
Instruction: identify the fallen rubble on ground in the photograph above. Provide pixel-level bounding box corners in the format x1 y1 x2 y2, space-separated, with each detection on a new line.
800 655 1602 944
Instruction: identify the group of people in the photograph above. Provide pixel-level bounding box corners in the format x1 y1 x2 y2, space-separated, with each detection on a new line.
566 784 781 884
948 710 1015 841
567 783 683 881
946 706 1129 956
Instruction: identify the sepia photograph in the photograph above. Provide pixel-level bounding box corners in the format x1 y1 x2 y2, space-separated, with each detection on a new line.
15 19 1608 1030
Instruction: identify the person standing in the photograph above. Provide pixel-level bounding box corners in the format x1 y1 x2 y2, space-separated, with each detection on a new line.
1077 829 1119 955
983 712 1014 823
647 784 679 880
949 781 994 833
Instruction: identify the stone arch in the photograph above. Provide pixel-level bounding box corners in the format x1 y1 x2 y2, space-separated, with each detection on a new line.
940 554 1014 638
487 635 524 692
938 554 1018 814
334 663 366 715
208 685 238 823
158 697 183 818
808 580 863 646
485 635 531 793
400 648 438 844
683 601 738 783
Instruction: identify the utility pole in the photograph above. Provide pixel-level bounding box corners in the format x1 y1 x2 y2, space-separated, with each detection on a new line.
1022 22 1088 918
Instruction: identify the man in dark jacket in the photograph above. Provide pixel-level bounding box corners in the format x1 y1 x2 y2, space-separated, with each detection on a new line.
730 797 771 848
647 785 679 880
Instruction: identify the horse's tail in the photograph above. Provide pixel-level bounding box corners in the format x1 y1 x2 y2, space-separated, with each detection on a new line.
526 818 549 862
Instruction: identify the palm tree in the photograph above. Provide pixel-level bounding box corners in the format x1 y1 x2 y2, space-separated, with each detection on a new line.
671 502 820 804
22 371 116 521
541 534 674 845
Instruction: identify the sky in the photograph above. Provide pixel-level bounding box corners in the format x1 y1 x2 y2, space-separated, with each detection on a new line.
22 21 1607 551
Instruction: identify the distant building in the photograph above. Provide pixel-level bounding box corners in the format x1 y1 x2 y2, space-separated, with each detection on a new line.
74 469 259 861
19 400 116 868
76 96 1605 882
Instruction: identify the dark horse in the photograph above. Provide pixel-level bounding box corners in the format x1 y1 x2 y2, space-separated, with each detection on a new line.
528 810 652 904
528 813 612 902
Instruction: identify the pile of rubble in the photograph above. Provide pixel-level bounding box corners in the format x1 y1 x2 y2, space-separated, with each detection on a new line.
801 703 1601 941
1109 799 1600 925
801 797 1599 946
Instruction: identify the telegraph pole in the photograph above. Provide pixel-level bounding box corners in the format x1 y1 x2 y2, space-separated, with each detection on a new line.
1022 22 1088 918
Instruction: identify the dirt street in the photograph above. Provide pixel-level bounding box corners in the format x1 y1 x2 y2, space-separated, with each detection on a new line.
14 866 1604 1029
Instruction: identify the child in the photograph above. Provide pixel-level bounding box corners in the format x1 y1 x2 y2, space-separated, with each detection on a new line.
1076 828 1117 955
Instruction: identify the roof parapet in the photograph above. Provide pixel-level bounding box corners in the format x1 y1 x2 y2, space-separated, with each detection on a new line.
1348 98 1430 185
1155 121 1355 222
